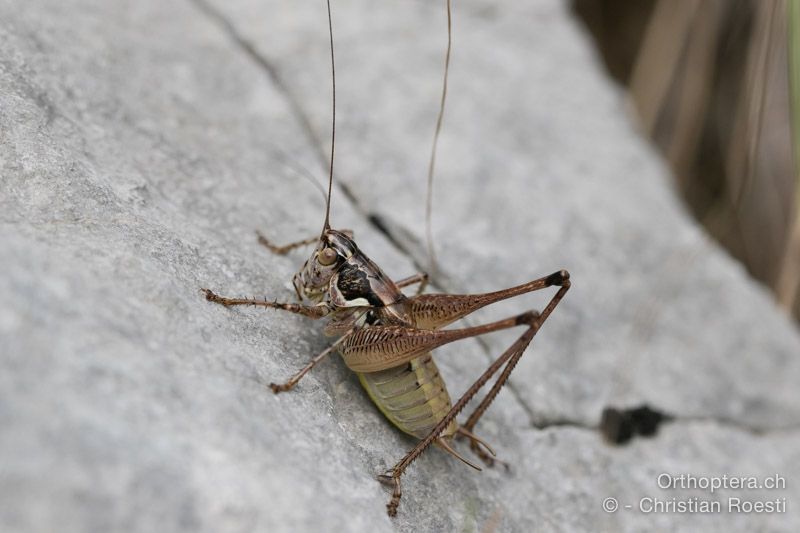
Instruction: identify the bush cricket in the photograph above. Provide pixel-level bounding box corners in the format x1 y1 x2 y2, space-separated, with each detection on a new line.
201 0 570 517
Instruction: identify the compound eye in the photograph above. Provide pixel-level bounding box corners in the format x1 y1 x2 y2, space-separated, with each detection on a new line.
318 247 338 266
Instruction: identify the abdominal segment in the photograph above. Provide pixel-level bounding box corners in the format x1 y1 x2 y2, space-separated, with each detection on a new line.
357 352 457 440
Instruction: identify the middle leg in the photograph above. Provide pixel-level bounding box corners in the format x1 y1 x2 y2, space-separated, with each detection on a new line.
269 329 355 393
395 272 429 295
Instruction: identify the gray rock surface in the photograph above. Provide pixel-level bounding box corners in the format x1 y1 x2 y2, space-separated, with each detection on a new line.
1 0 798 532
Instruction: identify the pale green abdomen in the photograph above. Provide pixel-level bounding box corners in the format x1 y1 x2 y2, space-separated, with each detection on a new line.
357 353 457 440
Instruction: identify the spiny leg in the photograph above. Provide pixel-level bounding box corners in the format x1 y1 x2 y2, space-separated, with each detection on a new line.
204 288 348 391
407 270 568 330
269 329 354 393
459 275 571 465
381 271 570 516
379 316 540 516
341 309 541 373
201 288 330 319
341 271 569 373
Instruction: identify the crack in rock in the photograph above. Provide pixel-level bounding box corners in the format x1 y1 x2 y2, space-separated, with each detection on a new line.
189 0 400 266
189 0 326 170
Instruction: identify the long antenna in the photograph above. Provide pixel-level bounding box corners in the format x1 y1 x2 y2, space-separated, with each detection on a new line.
323 0 336 231
425 0 452 274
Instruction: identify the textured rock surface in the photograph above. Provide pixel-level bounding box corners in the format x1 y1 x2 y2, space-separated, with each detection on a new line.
1 1 799 532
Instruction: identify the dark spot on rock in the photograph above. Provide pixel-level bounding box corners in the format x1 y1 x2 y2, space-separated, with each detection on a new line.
600 405 671 445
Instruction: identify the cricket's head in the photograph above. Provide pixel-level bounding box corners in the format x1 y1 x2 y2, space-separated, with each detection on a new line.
293 229 354 303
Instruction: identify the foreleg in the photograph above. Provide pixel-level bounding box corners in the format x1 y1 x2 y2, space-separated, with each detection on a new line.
256 229 353 255
201 288 331 319
256 231 318 255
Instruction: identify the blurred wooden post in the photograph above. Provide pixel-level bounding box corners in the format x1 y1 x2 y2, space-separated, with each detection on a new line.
776 0 800 313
